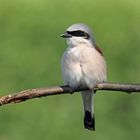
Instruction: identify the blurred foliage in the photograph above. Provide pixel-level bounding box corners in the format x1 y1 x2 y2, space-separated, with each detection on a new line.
0 0 140 139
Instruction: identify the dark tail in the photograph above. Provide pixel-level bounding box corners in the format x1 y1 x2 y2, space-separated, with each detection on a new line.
84 110 95 131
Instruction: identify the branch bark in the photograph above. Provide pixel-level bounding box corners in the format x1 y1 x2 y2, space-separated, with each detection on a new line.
0 82 140 106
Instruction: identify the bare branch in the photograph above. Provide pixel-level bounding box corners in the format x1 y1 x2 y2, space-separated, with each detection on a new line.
0 82 140 106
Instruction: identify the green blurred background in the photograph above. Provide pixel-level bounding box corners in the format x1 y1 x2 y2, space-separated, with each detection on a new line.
0 0 140 139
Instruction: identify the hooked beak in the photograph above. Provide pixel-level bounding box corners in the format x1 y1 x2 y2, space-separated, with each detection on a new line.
61 32 72 38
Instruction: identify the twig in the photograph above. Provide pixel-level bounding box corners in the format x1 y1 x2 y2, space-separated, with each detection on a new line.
0 82 140 106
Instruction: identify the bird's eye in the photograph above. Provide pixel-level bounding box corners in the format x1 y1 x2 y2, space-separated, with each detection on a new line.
67 30 89 39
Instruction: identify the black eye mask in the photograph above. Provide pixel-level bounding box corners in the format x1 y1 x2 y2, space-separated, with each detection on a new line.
66 30 90 39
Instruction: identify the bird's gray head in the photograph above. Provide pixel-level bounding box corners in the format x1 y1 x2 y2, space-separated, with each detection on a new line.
61 23 95 47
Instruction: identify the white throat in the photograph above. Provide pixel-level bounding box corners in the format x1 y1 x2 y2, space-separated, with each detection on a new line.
66 37 94 48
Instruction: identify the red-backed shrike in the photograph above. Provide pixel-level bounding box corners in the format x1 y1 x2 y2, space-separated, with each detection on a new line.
61 23 107 131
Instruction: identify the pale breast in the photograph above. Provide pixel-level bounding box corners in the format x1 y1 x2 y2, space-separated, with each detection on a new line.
61 46 107 89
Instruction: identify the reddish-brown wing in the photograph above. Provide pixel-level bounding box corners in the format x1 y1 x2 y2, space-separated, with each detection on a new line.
95 44 103 56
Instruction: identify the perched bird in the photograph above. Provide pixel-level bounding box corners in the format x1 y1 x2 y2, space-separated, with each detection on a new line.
61 23 107 131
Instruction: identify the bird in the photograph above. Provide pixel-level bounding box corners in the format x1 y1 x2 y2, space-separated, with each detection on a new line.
61 23 107 131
